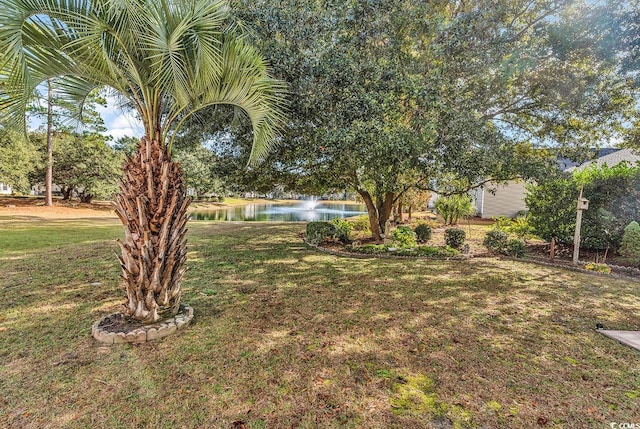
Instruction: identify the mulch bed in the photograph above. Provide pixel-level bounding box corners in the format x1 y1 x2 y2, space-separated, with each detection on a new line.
95 313 145 334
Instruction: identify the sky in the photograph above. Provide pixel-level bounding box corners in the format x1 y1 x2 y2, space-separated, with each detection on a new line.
95 96 144 141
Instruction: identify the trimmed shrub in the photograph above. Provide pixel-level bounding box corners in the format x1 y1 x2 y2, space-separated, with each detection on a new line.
332 218 353 243
505 239 526 258
393 225 418 248
306 221 337 245
483 230 508 253
619 221 640 263
349 215 371 232
444 228 466 250
347 244 459 258
414 223 432 243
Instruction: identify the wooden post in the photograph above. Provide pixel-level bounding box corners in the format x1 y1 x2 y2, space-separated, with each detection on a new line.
550 237 555 260
572 187 589 265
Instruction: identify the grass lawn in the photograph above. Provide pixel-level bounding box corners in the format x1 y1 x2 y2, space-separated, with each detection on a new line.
1 219 639 428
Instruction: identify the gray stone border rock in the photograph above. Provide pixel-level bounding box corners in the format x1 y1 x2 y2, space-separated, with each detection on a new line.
92 303 194 344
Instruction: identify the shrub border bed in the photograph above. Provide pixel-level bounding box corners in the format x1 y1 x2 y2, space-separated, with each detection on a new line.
305 239 640 283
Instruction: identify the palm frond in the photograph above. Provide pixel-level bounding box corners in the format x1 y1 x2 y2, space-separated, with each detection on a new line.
0 0 286 155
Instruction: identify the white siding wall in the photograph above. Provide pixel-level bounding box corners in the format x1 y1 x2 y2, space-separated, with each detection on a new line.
0 183 12 195
480 181 528 218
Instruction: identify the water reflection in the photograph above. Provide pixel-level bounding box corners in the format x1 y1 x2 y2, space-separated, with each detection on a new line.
189 201 366 222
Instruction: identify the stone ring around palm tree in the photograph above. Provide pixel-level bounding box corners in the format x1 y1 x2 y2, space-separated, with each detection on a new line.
92 304 194 344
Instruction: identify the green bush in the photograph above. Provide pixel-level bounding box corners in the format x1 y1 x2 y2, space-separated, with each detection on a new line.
349 215 371 232
526 164 640 250
493 216 534 240
444 228 466 250
619 221 640 263
393 225 418 248
435 194 475 225
414 223 432 243
306 221 337 245
508 216 534 240
492 216 512 231
483 230 508 253
347 244 459 258
332 218 353 243
505 238 526 258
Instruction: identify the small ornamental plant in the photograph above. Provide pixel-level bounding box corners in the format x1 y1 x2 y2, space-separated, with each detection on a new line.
306 221 337 245
585 262 611 274
414 223 432 243
332 218 353 243
444 228 466 250
483 230 508 253
393 226 418 248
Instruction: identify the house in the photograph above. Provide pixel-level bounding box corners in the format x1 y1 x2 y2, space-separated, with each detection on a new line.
564 148 640 173
472 148 640 218
0 183 12 195
471 180 530 219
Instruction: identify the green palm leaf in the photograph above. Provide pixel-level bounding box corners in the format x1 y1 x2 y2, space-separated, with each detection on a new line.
0 0 285 151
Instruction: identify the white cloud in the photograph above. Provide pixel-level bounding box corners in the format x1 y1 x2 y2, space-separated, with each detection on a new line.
99 95 144 140
108 127 142 141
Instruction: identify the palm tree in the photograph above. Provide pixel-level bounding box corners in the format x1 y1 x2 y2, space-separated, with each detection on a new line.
0 0 286 323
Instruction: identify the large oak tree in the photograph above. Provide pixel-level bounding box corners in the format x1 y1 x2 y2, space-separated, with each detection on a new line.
215 0 634 240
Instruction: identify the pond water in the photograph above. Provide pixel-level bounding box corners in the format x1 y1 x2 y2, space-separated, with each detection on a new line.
189 201 366 222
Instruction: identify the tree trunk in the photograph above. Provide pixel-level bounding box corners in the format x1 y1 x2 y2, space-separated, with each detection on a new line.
113 135 190 323
397 201 403 222
358 189 382 241
357 189 396 241
45 79 53 207
408 205 412 220
79 192 93 203
377 192 395 231
61 186 73 200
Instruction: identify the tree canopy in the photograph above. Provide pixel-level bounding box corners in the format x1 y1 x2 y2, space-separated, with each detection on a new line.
178 0 635 238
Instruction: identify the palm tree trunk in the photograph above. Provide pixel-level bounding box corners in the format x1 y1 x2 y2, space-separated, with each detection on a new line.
113 135 190 323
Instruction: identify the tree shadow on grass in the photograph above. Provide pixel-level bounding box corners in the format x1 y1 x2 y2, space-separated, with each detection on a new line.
2 222 640 428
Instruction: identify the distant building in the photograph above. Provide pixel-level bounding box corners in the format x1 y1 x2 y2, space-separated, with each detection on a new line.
0 183 12 195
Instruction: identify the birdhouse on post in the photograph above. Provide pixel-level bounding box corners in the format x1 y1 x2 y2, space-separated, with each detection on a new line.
578 198 589 211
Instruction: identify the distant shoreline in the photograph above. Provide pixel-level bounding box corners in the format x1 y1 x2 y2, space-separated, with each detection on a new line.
0 195 361 220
